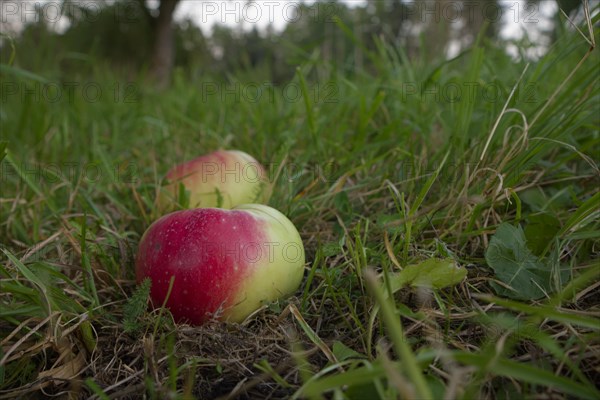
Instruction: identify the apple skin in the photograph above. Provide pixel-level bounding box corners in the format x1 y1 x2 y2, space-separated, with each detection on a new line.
158 150 271 211
135 204 305 324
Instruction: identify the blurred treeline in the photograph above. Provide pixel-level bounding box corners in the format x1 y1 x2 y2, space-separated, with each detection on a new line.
0 0 581 84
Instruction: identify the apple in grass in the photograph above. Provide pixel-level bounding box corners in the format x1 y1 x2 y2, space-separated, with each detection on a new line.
158 150 271 212
135 204 305 324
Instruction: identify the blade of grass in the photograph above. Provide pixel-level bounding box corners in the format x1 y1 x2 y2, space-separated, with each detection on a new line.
2 249 51 317
80 212 100 308
296 67 317 147
453 351 599 399
364 269 432 399
474 294 600 330
289 304 337 365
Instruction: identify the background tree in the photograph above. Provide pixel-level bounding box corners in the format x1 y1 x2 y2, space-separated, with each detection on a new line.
1 0 570 85
137 0 181 88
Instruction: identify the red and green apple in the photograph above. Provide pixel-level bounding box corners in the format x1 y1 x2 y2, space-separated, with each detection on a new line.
158 150 271 211
135 204 305 324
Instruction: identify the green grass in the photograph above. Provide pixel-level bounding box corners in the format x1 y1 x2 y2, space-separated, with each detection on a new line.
1 12 599 400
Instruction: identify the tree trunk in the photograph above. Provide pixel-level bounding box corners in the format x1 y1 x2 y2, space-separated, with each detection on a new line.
149 0 180 88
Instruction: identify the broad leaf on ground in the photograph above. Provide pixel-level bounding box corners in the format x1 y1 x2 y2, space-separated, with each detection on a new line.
332 341 365 361
525 213 561 256
485 223 567 300
388 258 467 293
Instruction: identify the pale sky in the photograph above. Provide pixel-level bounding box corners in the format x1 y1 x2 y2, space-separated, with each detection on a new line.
174 0 365 33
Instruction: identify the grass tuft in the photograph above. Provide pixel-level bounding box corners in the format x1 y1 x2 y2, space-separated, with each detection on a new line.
1 10 599 399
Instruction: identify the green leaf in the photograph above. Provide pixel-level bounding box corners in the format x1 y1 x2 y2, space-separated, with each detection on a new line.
321 242 340 257
85 378 110 400
300 362 387 397
364 270 432 399
557 191 600 238
0 141 7 163
388 258 467 291
485 223 565 300
333 190 352 217
123 278 151 333
296 67 317 145
80 320 97 353
0 64 49 83
524 213 561 256
520 188 547 212
214 186 224 208
177 182 190 209
344 382 382 400
2 248 51 316
453 352 599 399
475 294 600 330
332 341 364 362
366 258 466 355
375 214 404 234
299 352 437 399
409 151 449 216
